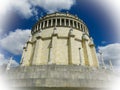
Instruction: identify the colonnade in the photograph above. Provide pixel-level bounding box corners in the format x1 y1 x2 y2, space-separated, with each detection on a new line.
32 18 88 34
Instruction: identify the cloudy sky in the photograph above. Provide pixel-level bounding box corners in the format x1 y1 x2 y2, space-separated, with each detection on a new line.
0 0 120 69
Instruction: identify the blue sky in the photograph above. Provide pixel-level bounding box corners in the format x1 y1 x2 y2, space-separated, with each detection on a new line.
0 0 120 69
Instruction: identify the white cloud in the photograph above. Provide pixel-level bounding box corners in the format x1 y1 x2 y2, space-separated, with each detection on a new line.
0 0 11 36
0 29 31 55
0 0 75 35
10 0 34 18
0 0 75 18
0 53 19 67
98 43 120 66
30 0 75 13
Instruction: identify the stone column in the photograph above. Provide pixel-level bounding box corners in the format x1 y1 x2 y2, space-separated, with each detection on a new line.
79 23 81 30
49 27 58 64
43 21 45 28
89 39 99 67
68 28 76 65
82 34 93 66
47 20 49 27
64 19 66 26
32 33 43 65
55 18 57 26
36 25 38 31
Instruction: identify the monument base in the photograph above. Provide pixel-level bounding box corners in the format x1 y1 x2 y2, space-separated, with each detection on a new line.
2 65 120 90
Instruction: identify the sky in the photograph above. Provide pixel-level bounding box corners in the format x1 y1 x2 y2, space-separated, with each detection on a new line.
0 0 120 70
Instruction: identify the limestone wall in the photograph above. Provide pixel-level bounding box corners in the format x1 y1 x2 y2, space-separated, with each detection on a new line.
5 65 119 89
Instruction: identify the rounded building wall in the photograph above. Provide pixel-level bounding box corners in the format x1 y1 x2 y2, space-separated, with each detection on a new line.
20 12 99 67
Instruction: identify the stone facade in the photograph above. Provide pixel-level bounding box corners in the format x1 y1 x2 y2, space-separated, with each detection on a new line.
4 65 119 90
20 12 99 67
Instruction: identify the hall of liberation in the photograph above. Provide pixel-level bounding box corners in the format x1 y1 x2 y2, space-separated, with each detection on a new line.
1 12 119 90
21 12 99 67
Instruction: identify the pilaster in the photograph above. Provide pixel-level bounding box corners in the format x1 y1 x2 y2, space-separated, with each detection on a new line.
82 34 93 66
68 29 76 65
89 39 99 67
32 34 43 65
49 28 58 64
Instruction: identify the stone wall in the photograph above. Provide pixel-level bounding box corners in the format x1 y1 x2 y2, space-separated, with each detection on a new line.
4 65 119 89
21 27 99 67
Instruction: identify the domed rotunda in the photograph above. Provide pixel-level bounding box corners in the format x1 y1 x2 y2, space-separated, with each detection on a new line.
2 13 119 90
20 12 99 67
